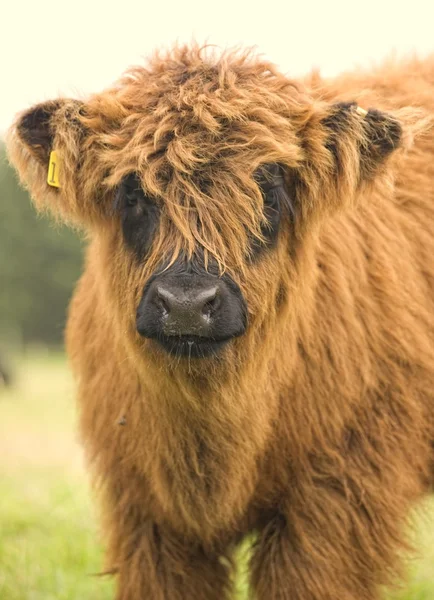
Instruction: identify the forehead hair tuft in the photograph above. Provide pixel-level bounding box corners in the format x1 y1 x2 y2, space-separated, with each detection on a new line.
75 45 309 270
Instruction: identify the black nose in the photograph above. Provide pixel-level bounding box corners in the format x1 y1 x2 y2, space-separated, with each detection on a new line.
136 270 247 356
155 282 219 337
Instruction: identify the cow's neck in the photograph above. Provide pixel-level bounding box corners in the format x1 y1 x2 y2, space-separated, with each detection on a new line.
139 351 280 537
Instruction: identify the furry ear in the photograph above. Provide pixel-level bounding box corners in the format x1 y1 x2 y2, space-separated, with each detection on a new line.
322 102 402 180
6 99 97 226
16 100 68 164
292 101 403 230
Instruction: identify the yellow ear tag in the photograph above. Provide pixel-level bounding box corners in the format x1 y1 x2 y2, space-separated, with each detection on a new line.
356 106 368 117
47 151 61 188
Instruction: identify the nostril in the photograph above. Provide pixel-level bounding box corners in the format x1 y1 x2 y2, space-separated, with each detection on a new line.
158 297 170 316
201 288 221 317
156 287 173 316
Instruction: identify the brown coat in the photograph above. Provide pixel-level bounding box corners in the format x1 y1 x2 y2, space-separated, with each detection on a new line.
7 46 434 600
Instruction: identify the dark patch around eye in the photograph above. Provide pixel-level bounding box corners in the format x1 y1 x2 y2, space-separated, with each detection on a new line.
114 173 160 260
250 164 294 258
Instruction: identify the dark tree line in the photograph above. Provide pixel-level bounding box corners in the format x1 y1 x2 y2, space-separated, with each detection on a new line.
0 142 83 346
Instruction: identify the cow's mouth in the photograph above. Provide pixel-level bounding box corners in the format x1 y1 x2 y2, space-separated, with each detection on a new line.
154 334 231 358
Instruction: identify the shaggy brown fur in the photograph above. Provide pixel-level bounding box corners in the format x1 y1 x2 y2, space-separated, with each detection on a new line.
6 45 434 600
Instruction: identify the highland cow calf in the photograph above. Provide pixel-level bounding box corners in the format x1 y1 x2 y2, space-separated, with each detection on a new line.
7 46 434 600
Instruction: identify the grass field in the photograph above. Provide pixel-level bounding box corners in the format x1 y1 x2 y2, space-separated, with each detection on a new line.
0 353 433 599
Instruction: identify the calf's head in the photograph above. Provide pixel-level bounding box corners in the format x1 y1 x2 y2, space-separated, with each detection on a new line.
7 47 404 365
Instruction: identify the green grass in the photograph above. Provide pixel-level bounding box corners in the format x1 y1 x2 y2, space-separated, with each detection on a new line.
0 474 113 600
0 354 113 600
0 353 433 599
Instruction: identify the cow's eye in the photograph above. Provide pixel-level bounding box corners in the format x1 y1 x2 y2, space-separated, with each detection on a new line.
125 190 140 208
122 174 145 208
115 173 160 260
255 164 285 195
255 164 285 215
263 187 281 209
113 173 156 214
249 163 293 257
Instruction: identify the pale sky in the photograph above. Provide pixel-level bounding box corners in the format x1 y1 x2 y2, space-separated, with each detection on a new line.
2 0 433 133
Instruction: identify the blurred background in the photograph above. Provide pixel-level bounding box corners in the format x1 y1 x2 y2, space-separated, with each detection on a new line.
1 1 433 598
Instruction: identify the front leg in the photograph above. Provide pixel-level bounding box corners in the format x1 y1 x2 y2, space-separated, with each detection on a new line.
114 521 232 600
98 466 233 600
250 436 430 599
